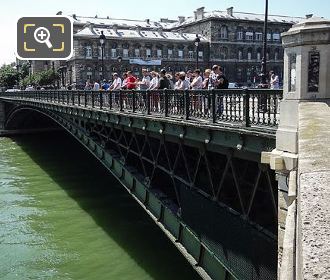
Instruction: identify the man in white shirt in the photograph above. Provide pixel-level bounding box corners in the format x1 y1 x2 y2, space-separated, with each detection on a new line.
110 73 122 90
138 69 151 90
93 81 100 91
269 71 280 89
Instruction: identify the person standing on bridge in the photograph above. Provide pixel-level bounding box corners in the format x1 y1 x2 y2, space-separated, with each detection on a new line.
93 81 100 91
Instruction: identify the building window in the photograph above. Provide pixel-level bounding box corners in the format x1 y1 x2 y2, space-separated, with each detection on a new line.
238 50 243 60
275 49 280 61
123 49 129 58
188 50 194 59
257 49 262 61
98 46 103 59
255 32 262 41
135 48 140 57
267 33 272 41
220 26 228 39
237 28 243 40
247 48 252 61
146 48 151 58
273 33 280 41
178 50 183 58
86 46 92 58
219 47 228 59
168 49 173 58
157 49 162 58
198 51 203 59
111 49 117 58
245 31 254 41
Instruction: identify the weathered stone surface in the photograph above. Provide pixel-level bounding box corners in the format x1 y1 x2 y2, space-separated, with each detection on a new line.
297 102 330 280
299 172 330 279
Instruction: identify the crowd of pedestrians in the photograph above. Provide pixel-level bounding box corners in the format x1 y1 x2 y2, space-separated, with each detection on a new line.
84 65 230 92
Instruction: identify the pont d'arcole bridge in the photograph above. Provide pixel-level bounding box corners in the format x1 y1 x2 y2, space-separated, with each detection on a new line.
1 17 330 280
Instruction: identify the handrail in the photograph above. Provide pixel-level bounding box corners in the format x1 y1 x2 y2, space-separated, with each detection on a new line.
0 89 283 129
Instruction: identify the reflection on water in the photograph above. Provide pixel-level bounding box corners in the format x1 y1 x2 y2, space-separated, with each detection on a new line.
0 132 200 280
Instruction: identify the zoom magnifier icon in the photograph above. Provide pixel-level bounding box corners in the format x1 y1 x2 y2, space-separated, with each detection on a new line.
34 27 53 48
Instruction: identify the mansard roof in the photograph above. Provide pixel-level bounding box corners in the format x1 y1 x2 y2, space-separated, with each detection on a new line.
74 26 208 42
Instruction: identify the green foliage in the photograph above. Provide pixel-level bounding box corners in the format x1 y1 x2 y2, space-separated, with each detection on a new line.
0 65 18 88
21 69 60 87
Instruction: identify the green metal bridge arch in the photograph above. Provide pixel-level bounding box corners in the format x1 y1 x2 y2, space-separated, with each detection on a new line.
0 90 281 280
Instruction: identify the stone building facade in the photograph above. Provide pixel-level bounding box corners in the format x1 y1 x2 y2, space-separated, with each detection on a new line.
170 7 303 85
32 7 303 87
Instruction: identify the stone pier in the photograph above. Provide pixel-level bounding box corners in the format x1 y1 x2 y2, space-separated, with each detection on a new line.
262 17 330 279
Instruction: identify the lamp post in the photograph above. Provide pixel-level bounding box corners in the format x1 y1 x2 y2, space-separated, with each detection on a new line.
259 0 269 88
194 34 200 69
99 31 106 79
117 55 122 76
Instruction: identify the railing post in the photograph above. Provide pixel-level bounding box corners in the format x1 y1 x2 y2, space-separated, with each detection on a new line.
211 89 216 123
146 90 151 115
184 89 190 120
71 91 74 105
109 91 112 110
99 91 103 109
119 89 123 111
243 88 251 127
78 91 81 106
84 91 87 107
132 90 136 113
91 91 95 108
164 89 168 117
66 91 69 105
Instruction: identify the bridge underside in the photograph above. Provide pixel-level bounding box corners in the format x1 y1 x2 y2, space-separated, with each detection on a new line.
2 101 278 280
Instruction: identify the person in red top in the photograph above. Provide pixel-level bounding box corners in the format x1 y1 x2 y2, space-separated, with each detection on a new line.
126 71 137 89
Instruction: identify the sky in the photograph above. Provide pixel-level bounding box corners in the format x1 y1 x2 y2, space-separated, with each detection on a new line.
0 0 329 65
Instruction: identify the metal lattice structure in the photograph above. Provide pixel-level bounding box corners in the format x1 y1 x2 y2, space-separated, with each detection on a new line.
0 90 280 280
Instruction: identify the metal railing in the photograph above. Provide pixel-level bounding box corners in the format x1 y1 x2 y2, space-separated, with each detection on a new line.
1 89 282 128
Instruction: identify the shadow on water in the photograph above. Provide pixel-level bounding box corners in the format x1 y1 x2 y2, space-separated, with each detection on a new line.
11 131 201 280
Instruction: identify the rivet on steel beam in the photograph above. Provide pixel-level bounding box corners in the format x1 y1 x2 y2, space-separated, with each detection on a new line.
236 144 243 150
205 139 210 144
159 129 163 134
142 126 146 130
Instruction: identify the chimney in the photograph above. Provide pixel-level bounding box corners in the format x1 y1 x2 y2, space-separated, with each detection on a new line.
145 19 150 24
95 15 98 18
305 14 313 19
87 23 95 33
178 16 185 24
195 7 205 20
227 7 234 17
112 24 118 33
107 16 110 19
136 25 141 34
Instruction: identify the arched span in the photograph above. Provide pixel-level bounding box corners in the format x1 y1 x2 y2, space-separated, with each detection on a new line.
5 105 63 131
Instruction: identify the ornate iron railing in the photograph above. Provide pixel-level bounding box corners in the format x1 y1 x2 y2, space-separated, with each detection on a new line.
1 89 282 128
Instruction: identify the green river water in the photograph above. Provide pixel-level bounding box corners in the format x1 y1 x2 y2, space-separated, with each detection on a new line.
0 132 200 280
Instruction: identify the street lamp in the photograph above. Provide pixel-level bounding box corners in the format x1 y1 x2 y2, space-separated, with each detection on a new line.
99 30 106 79
194 34 200 69
259 0 269 88
117 56 122 76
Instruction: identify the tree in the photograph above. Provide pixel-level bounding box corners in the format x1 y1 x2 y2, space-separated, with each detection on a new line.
0 65 18 88
21 69 60 87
